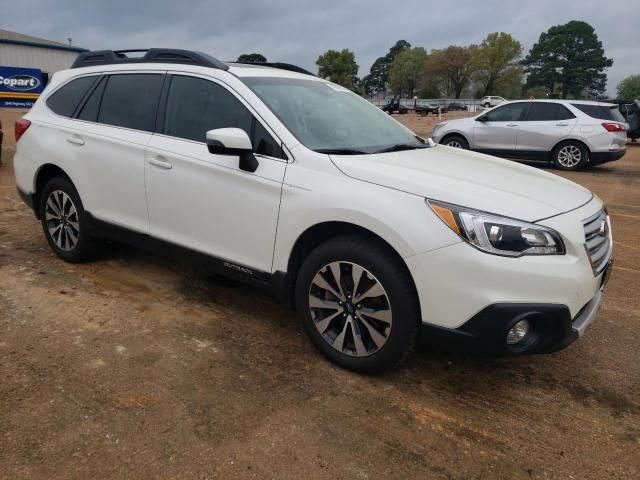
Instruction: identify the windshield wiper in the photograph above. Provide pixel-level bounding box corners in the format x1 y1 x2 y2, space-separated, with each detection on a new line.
314 148 369 155
373 143 429 154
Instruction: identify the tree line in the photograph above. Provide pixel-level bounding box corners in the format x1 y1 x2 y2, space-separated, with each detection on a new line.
237 20 639 101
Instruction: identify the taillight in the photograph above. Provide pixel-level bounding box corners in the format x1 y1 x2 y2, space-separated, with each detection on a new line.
602 122 625 133
15 118 31 142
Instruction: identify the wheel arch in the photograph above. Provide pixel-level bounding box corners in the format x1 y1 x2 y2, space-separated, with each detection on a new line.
551 138 592 162
277 221 419 312
32 164 74 219
439 131 470 146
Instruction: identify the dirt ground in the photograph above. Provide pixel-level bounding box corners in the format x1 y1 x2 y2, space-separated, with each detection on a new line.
0 111 639 479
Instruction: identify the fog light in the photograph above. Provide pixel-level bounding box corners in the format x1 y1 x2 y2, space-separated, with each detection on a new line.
507 319 530 345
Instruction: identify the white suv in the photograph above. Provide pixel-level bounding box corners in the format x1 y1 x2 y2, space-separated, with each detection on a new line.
480 96 505 108
13 49 613 373
432 100 627 170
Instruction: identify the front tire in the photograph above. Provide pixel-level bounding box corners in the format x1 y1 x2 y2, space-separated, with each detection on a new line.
40 176 97 263
441 135 469 149
483 102 490 108
295 235 421 374
552 141 588 170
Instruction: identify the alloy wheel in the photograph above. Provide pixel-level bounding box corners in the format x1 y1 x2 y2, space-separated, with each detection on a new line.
557 145 582 168
446 140 463 149
45 190 80 251
308 261 392 357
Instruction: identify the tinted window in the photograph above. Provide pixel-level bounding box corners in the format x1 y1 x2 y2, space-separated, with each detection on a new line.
164 75 285 158
253 120 284 158
77 77 106 122
525 102 575 121
46 76 98 117
485 103 528 122
571 104 626 122
98 74 164 131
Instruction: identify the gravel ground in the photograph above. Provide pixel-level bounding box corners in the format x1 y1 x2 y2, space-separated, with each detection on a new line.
0 113 639 479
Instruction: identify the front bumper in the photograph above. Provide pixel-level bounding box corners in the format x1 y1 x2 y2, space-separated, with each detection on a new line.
406 197 610 354
420 276 607 354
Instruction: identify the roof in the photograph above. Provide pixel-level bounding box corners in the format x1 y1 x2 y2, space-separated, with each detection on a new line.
0 28 88 53
509 99 615 107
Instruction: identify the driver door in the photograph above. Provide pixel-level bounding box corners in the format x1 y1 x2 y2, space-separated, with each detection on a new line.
144 73 288 273
472 102 529 154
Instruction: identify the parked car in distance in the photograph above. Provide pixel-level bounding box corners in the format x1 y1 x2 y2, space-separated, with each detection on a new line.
480 96 505 108
446 102 467 111
13 49 613 373
432 100 627 170
381 99 407 114
416 103 447 116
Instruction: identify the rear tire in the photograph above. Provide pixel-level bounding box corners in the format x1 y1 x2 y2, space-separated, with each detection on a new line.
40 176 98 263
295 235 421 374
483 102 490 108
552 141 589 171
441 135 469 149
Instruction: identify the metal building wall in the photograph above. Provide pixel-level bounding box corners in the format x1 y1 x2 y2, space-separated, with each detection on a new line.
0 43 79 74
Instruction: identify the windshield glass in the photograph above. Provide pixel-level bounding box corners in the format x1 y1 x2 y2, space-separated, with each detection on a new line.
241 77 425 154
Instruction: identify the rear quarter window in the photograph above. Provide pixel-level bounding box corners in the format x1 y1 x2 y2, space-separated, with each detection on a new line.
571 104 626 123
46 76 98 117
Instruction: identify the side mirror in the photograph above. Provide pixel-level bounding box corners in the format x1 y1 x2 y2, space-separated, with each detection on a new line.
476 115 488 122
206 128 259 172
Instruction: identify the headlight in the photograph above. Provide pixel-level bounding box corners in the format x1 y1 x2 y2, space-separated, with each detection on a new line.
427 200 565 257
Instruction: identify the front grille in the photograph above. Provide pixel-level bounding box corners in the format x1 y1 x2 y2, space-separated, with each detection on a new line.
582 209 612 275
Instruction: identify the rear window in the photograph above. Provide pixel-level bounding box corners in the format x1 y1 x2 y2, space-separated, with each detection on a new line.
571 104 626 122
98 74 164 132
46 76 98 117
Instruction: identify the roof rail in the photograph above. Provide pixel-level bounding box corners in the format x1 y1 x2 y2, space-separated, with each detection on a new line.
231 61 315 76
71 48 229 70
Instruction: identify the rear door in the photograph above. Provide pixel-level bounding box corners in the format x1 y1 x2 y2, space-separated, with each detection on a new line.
472 102 528 153
516 102 577 156
71 72 165 232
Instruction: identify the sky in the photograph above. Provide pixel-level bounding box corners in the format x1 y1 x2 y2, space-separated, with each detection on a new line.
3 0 638 96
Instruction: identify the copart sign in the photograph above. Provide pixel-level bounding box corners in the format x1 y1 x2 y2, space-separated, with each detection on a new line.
0 66 45 108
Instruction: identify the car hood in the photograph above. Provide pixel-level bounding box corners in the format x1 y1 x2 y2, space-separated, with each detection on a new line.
330 146 593 222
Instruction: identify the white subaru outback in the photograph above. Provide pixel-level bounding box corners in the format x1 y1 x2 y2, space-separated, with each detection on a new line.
13 49 613 373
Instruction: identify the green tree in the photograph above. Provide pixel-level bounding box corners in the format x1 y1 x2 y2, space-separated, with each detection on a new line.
316 49 359 90
473 32 523 97
522 21 613 98
617 74 640 100
361 40 411 96
388 47 428 98
237 53 267 63
425 45 478 98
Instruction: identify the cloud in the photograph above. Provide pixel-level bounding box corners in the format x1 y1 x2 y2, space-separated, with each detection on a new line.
5 0 638 95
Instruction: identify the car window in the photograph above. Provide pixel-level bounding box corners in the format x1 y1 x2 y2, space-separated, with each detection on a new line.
571 104 626 123
484 103 528 122
98 74 164 132
525 102 576 121
77 77 106 122
242 77 424 153
163 75 286 159
46 76 98 117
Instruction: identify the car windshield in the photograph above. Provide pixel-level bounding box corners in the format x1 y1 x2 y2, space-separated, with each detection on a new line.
241 77 426 154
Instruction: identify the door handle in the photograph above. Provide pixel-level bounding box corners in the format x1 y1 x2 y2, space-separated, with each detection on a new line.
556 122 569 126
506 123 518 127
147 156 173 170
66 136 85 146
